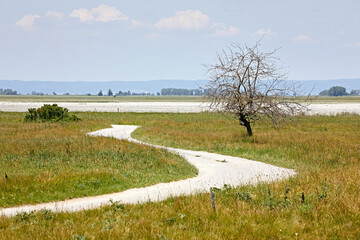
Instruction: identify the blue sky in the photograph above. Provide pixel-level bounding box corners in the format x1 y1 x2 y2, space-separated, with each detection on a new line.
1 0 360 82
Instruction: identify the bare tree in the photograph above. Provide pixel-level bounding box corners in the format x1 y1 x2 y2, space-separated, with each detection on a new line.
205 41 307 137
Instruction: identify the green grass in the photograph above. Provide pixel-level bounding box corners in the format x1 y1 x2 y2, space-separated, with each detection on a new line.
1 112 360 239
0 112 197 207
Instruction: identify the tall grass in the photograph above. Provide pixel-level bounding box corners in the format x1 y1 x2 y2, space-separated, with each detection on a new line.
0 112 359 239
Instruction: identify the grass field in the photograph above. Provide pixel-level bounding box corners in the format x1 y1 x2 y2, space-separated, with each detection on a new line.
0 112 360 239
0 112 197 207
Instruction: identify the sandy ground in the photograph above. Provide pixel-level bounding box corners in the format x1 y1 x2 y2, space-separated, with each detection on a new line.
0 102 208 113
0 101 360 115
0 125 295 217
307 103 360 115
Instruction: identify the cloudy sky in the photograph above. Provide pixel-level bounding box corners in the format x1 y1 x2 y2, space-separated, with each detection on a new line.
1 0 360 81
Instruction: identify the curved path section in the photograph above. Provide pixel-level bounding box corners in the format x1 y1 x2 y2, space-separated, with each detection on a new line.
0 125 295 217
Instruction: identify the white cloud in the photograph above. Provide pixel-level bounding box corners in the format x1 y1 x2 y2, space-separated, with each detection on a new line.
254 28 277 36
70 4 127 23
15 14 41 31
45 11 64 19
293 34 311 42
155 10 210 30
92 4 128 22
70 8 94 22
154 10 239 38
214 24 239 37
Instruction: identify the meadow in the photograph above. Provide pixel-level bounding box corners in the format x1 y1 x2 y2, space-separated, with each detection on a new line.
0 112 197 207
0 111 359 239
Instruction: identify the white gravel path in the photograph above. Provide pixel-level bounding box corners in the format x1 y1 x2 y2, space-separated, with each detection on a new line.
1 101 360 115
0 125 295 217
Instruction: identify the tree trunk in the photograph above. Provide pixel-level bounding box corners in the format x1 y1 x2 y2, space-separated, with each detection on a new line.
244 121 253 137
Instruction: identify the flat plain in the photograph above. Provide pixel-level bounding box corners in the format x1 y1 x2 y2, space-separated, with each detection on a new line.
1 94 360 103
1 95 360 114
0 97 359 239
0 95 360 239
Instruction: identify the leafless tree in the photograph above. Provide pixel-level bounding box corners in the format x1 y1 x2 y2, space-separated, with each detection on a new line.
205 41 307 137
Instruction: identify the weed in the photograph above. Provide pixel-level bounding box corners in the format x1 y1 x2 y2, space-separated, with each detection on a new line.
71 235 86 240
109 200 125 213
216 159 227 163
316 179 329 200
283 186 291 206
299 192 313 213
210 190 216 213
165 218 175 225
264 188 276 209
15 211 36 223
235 190 253 203
157 233 170 240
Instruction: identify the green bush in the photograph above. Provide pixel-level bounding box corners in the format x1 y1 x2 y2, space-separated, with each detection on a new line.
24 104 80 122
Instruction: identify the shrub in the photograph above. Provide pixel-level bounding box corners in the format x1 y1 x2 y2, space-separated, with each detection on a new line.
24 104 80 122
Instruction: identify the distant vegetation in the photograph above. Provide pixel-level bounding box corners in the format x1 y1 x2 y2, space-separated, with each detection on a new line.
31 91 45 96
1 79 360 96
114 90 153 96
161 88 206 96
0 88 18 95
97 88 206 96
96 89 154 96
319 86 360 96
24 104 80 122
349 89 360 95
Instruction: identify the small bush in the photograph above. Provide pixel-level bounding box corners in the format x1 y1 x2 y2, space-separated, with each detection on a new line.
24 104 80 122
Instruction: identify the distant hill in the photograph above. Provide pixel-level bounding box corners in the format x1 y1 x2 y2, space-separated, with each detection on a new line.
0 79 359 95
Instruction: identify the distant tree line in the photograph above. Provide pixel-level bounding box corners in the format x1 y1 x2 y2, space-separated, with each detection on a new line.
160 88 207 96
349 89 360 95
319 86 360 96
0 88 208 96
31 91 45 96
0 88 18 95
97 89 154 96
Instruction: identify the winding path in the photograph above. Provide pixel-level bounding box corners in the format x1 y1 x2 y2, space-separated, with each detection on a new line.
0 125 295 217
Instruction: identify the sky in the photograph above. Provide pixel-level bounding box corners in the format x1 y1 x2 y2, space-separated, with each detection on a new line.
1 0 360 82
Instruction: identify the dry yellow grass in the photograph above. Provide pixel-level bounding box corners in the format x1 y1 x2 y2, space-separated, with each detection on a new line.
0 112 359 239
0 112 197 207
